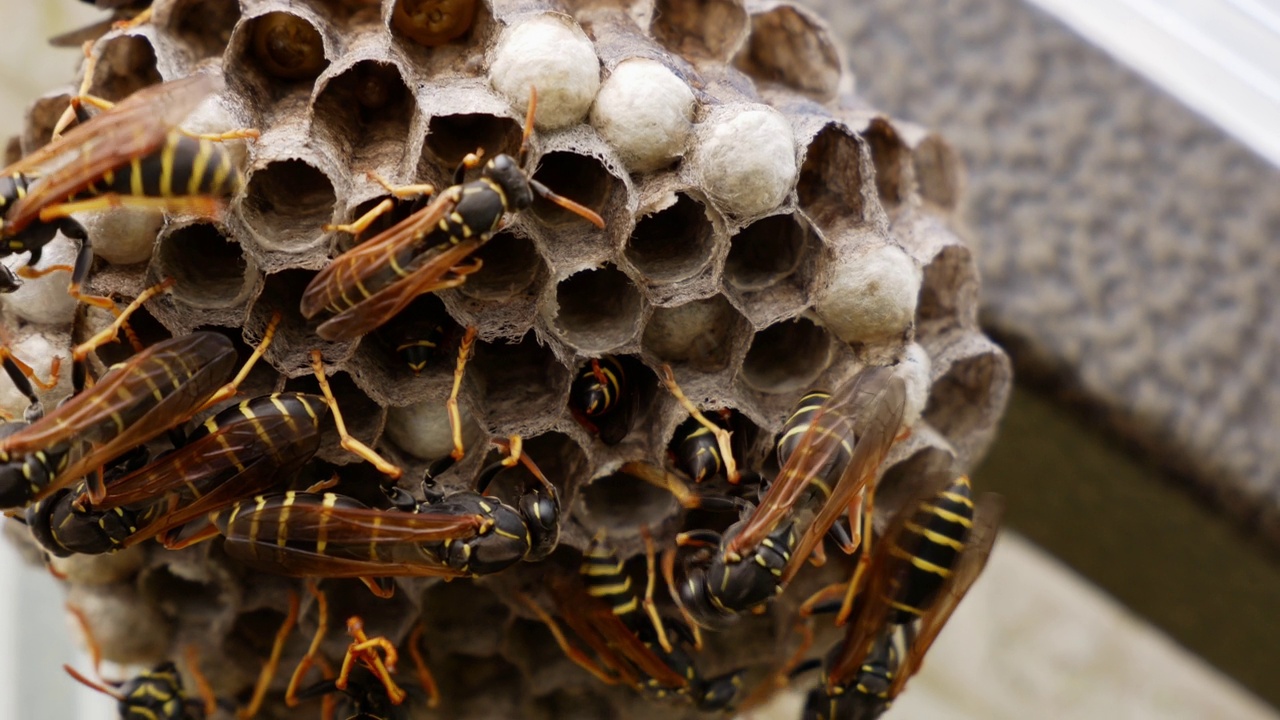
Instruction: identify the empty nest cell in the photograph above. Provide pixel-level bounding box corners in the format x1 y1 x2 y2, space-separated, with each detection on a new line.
861 117 911 209
529 152 619 228
741 316 833 394
650 0 749 61
923 348 1008 455
733 3 842 100
424 112 523 170
165 0 241 60
240 159 337 254
624 193 715 283
471 332 571 431
457 229 545 301
912 133 963 210
641 294 747 374
797 123 867 233
313 61 413 156
154 223 254 309
87 34 161 102
725 212 815 291
918 244 979 327
421 581 511 658
551 265 644 352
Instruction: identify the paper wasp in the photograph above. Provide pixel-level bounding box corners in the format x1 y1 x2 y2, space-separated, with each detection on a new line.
0 313 276 509
568 355 632 445
0 51 252 307
519 534 744 710
26 392 328 556
212 440 556 594
64 604 217 720
299 86 605 342
659 367 906 629
796 474 1002 720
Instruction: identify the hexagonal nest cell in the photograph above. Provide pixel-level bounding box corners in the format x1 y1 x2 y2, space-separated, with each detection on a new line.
5 1 1011 719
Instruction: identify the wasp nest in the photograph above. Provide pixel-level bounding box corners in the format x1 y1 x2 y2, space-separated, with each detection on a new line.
3 0 1009 718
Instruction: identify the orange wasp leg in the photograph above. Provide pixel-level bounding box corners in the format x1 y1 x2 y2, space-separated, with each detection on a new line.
447 326 478 461
239 590 300 720
310 350 403 480
516 593 620 687
71 278 175 365
112 6 153 32
322 172 436 236
198 311 281 412
286 583 330 707
336 617 406 705
639 527 674 654
407 624 441 708
837 487 877 627
183 644 219 717
659 545 704 651
658 364 739 484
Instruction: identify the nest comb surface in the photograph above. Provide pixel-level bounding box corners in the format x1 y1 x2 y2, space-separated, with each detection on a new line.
2 0 1011 718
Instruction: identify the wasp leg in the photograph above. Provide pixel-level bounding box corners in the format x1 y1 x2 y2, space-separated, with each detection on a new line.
1 353 54 421
408 624 441 708
516 593 621 686
66 603 104 677
112 6 153 31
337 617 406 705
183 644 218 717
659 547 704 650
640 528 674 654
286 584 329 707
451 149 485 185
72 277 175 364
658 364 738 484
63 665 126 702
446 326 477 461
178 127 260 143
239 590 299 720
38 194 225 223
311 350 403 479
359 576 397 599
200 311 281 411
837 488 876 626
51 42 100 140
322 173 435 235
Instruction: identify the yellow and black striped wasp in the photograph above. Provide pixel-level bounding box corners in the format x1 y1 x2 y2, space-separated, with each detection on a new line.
0 312 278 510
299 86 605 342
210 436 560 596
663 366 907 629
25 392 328 556
795 473 1002 720
64 604 218 720
0 49 252 307
568 355 633 445
519 534 745 711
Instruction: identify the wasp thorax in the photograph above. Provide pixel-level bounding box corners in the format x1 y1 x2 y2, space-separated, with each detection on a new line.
483 154 534 211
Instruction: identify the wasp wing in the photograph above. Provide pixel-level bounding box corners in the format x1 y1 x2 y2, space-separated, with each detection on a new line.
781 372 906 584
299 192 457 319
4 74 220 233
886 491 1002 697
312 236 484 342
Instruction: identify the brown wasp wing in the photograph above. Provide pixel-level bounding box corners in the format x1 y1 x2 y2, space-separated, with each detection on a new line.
781 372 906 584
3 74 220 234
221 538 471 580
299 191 458 319
727 367 899 558
886 491 1002 697
312 236 484 342
222 497 487 545
822 471 956 689
551 575 689 690
91 395 323 511
27 337 238 503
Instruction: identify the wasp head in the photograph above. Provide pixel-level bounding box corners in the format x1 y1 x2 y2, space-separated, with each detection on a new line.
483 154 534 212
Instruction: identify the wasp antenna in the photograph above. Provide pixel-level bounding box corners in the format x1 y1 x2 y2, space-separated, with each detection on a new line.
528 179 605 228
63 664 126 702
520 86 538 165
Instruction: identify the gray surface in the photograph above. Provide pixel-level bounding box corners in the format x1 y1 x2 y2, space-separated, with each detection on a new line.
812 0 1280 543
